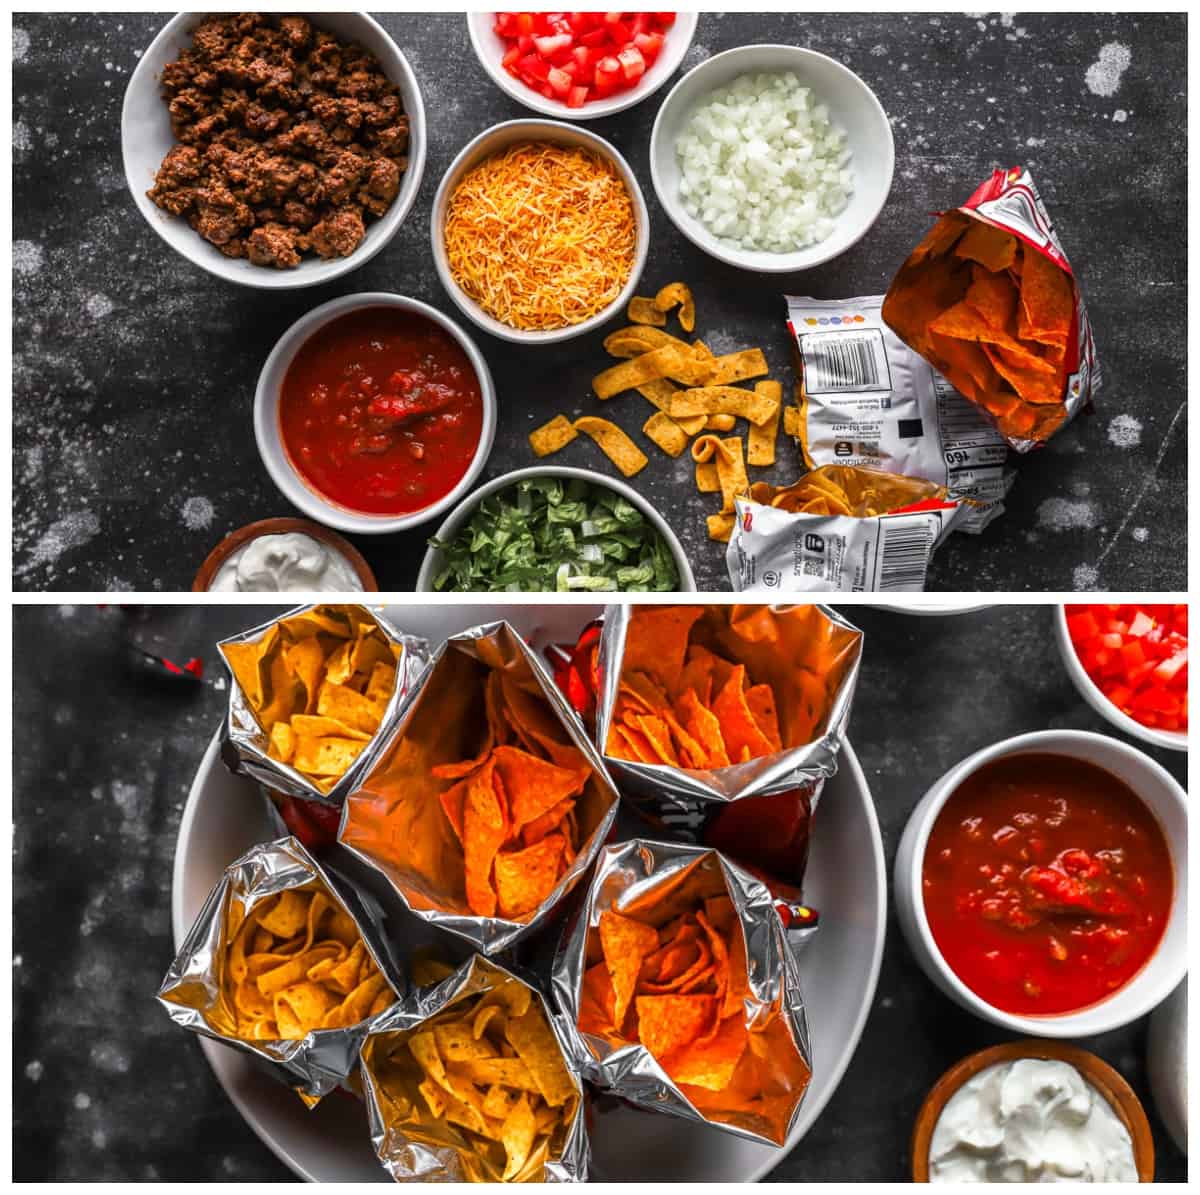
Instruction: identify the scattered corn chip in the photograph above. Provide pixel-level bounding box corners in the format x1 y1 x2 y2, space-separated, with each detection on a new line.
528 414 578 458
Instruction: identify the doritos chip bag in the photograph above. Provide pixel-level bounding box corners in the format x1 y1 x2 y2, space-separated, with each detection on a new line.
219 603 425 805
882 167 1098 451
727 464 973 592
158 837 400 1105
554 840 811 1146
361 955 588 1182
340 621 620 954
595 604 861 885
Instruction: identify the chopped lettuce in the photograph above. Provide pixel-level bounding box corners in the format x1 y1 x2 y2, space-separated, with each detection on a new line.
430 477 681 592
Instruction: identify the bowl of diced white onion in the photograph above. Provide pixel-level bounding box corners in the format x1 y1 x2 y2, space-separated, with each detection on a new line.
650 44 894 273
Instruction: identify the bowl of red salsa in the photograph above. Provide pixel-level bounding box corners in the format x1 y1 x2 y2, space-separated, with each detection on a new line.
1057 604 1187 752
255 293 496 533
895 730 1187 1037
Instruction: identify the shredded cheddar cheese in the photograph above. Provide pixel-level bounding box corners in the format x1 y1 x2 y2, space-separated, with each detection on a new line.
444 142 637 332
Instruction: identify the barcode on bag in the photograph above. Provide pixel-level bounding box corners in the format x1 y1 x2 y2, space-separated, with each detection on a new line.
802 329 890 394
877 517 934 591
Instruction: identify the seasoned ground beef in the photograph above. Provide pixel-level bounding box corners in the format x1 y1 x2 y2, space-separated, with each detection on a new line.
148 13 409 268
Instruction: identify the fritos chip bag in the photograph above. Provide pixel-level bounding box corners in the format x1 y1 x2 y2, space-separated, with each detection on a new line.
219 603 425 804
784 294 1013 532
882 167 1098 451
361 955 588 1182
158 836 401 1104
554 840 811 1146
340 621 620 954
727 464 972 592
595 604 861 885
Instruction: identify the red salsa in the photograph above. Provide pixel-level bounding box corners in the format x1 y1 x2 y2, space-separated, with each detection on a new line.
923 754 1172 1016
279 307 483 516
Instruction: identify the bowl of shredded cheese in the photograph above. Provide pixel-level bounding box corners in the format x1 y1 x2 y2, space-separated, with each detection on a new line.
431 119 649 344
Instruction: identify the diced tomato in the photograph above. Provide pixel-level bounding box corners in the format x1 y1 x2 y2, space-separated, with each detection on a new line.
492 12 674 107
1065 603 1189 733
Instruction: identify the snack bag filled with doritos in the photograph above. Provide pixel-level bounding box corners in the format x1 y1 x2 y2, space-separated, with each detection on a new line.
727 464 973 592
360 954 588 1182
554 840 811 1146
218 604 427 806
882 167 1098 451
158 836 401 1105
339 621 620 954
595 604 861 885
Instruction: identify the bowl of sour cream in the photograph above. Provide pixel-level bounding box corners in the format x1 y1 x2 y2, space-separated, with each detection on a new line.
911 1040 1155 1183
193 518 376 592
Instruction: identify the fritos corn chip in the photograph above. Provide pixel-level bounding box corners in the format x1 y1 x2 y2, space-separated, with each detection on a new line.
572 416 648 477
653 281 696 332
669 385 778 427
643 411 690 458
362 958 582 1182
692 435 749 517
749 463 949 518
220 605 400 794
627 295 667 326
528 414 578 457
746 381 781 466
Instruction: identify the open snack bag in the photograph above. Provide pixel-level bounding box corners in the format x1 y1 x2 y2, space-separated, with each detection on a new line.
157 836 401 1105
882 167 1098 450
339 621 620 954
218 603 425 804
554 841 811 1147
727 464 972 592
595 604 861 885
360 955 588 1182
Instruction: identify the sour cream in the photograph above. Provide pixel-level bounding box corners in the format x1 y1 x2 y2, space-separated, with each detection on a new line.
929 1058 1137 1183
210 532 362 593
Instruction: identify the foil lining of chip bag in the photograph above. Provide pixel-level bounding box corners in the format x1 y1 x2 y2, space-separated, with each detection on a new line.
727 492 971 592
157 836 403 1104
784 294 1013 533
552 839 812 1147
339 620 621 956
218 603 430 808
595 604 862 820
360 954 589 1182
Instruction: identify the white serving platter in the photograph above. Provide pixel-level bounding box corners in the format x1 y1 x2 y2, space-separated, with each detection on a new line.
172 603 886 1182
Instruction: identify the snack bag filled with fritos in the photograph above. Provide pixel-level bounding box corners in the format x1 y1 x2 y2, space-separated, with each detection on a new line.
339 621 620 954
595 604 861 884
554 840 811 1146
727 464 972 592
158 836 401 1105
218 603 426 805
882 167 1098 451
361 954 588 1182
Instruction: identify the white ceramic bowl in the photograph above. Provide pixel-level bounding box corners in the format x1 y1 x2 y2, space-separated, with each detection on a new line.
253 292 496 534
173 601 886 1179
416 465 695 592
894 729 1188 1038
465 12 698 121
650 44 895 274
122 13 426 289
431 119 649 345
1054 605 1188 753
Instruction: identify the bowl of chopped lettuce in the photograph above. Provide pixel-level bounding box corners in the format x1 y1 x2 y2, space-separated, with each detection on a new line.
418 466 695 592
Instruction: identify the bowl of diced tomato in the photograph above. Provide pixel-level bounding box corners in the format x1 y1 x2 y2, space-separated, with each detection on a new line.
1056 604 1187 752
467 12 698 120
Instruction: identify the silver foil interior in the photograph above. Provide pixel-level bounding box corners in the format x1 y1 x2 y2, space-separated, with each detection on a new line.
552 838 812 1148
338 620 621 956
157 836 404 1103
360 953 589 1182
218 602 431 808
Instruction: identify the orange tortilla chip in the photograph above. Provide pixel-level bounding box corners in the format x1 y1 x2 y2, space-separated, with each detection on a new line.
744 684 783 752
599 910 660 1030
494 833 568 919
668 1013 749 1092
635 994 717 1059
621 606 704 693
1018 246 1074 350
462 759 508 917
711 667 775 761
580 961 618 1035
491 745 586 832
677 689 731 769
954 220 1017 272
964 267 1018 331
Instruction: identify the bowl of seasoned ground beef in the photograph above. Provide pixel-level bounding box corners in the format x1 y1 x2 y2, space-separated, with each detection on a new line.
122 12 426 288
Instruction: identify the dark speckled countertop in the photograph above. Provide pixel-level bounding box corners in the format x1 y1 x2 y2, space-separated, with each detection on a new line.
11 12 1188 593
12 603 1188 1180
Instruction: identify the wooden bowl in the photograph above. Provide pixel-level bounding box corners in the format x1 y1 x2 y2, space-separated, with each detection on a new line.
192 518 378 592
911 1039 1155 1182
